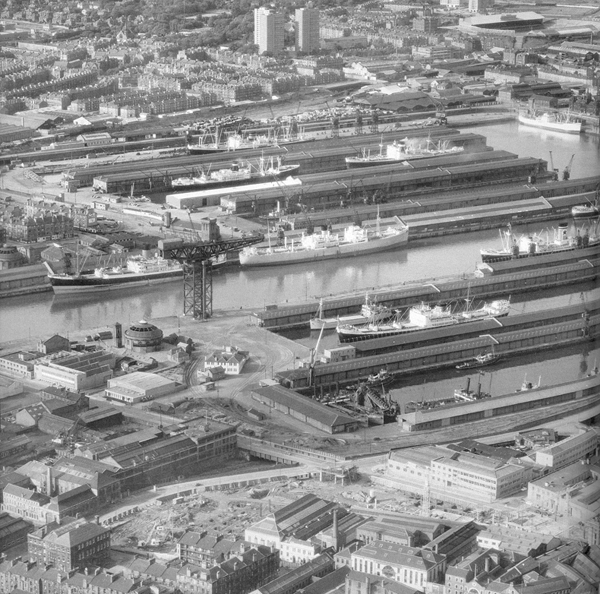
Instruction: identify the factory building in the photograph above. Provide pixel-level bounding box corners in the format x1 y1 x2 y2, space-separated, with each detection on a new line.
27 519 110 571
33 350 116 392
245 495 352 566
378 445 536 505
0 512 34 554
105 371 179 404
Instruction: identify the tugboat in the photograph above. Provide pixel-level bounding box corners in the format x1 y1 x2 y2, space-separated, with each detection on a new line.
453 377 492 401
365 368 395 388
455 350 501 370
515 375 541 392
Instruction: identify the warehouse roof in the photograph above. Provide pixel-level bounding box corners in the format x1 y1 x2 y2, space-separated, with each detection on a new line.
252 385 357 429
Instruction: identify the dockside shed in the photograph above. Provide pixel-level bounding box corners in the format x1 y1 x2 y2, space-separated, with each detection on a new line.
252 385 360 434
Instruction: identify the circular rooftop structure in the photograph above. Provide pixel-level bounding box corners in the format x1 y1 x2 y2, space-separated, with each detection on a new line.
124 320 163 352
0 245 24 269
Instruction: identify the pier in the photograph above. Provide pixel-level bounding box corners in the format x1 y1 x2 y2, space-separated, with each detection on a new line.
251 255 599 330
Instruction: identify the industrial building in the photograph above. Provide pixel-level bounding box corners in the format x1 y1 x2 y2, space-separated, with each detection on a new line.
105 371 179 404
33 350 116 392
27 519 110 571
533 428 598 470
377 445 538 505
0 512 34 554
251 385 361 434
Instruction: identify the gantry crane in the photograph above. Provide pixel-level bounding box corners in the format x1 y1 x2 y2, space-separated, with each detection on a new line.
159 235 263 320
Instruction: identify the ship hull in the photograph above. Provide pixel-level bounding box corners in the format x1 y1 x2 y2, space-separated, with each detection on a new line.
239 228 408 267
49 269 183 294
481 238 600 263
170 164 300 192
188 146 227 155
571 206 600 219
518 114 581 134
345 149 461 168
337 312 508 343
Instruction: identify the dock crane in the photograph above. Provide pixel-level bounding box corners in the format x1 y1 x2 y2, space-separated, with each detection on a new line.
563 154 575 181
548 151 559 181
159 234 263 320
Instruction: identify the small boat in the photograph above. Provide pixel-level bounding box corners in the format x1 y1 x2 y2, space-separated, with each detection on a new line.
365 369 395 388
518 111 581 134
455 351 501 370
309 293 391 330
572 198 599 219
515 375 541 392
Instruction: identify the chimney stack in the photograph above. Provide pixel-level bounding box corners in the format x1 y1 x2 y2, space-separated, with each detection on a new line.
332 509 339 552
46 466 53 497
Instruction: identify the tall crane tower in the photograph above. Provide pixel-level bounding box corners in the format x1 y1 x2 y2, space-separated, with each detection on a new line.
159 235 263 320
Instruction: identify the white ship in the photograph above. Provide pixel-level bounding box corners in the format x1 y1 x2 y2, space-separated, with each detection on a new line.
346 138 464 168
480 223 599 263
239 216 409 267
337 299 510 343
518 111 582 134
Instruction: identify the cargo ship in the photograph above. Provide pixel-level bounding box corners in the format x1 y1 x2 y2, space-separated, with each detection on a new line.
517 111 582 134
239 216 409 267
336 299 510 343
170 157 300 191
345 138 463 168
310 293 391 330
48 255 183 294
480 223 599 263
188 129 308 155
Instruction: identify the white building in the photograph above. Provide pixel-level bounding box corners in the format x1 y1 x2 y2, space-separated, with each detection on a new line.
34 350 115 392
254 7 284 55
535 429 598 470
105 372 179 404
351 541 446 591
204 346 249 375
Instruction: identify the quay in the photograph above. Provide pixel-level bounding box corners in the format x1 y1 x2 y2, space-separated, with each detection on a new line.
397 375 599 433
78 128 473 190
278 307 599 390
202 157 552 214
251 256 599 329
281 176 600 230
